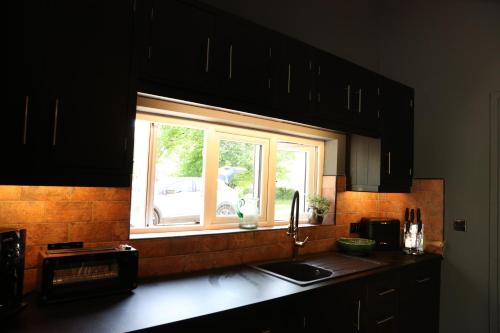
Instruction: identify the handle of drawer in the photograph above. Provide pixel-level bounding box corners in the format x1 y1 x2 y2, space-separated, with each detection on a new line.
416 277 432 284
376 315 395 325
377 288 396 296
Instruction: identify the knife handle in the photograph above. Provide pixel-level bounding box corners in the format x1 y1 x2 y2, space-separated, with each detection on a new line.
405 208 409 222
410 209 415 222
416 208 421 222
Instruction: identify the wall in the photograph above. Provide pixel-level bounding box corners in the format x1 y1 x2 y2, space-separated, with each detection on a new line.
335 177 445 253
0 185 345 293
378 1 500 331
199 0 381 72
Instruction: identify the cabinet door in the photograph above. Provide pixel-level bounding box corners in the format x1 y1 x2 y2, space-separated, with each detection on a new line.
44 0 134 179
351 68 379 135
315 51 352 130
380 78 413 192
144 0 215 93
275 38 314 123
215 15 272 106
399 260 441 333
4 0 45 184
365 271 399 333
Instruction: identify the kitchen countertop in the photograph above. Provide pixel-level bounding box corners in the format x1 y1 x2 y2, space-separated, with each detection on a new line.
4 251 441 333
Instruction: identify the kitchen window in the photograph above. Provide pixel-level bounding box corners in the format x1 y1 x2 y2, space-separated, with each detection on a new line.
130 99 329 234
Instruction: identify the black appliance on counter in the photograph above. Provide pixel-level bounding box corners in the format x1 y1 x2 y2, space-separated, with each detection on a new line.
359 218 401 250
41 244 138 303
0 228 26 317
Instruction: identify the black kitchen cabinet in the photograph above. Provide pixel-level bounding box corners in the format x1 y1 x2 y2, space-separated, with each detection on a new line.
379 77 414 192
4 0 136 186
364 270 399 333
5 0 45 184
141 0 215 94
399 260 441 333
274 38 315 123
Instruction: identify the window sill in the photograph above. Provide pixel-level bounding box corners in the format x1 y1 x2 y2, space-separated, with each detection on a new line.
129 223 322 240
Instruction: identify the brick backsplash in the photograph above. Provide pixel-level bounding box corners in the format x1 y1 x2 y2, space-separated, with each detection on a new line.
0 178 443 294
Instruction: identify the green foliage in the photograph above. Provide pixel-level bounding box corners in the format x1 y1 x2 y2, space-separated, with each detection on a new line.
276 150 297 181
276 187 295 200
307 194 331 216
219 140 255 193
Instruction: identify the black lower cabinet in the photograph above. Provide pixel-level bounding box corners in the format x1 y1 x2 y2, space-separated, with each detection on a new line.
140 258 440 333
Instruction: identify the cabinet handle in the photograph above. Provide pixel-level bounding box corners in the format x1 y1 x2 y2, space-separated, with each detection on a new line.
318 65 321 76
358 88 362 113
308 90 312 102
387 152 391 175
52 98 59 146
416 277 432 284
287 64 291 94
228 44 233 79
205 37 210 73
268 78 271 89
377 288 396 296
347 84 351 110
317 92 321 103
356 299 361 332
376 315 395 325
269 47 272 58
23 95 29 145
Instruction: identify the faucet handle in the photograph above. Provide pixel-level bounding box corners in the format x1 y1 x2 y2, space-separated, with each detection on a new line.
295 236 310 247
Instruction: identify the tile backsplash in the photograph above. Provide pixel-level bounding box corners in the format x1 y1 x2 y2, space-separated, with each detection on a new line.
0 177 444 294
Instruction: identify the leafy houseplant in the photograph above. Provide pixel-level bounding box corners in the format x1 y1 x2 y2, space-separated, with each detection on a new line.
307 194 331 225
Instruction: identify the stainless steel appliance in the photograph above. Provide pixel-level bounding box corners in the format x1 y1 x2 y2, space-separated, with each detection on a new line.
41 245 138 303
0 228 26 317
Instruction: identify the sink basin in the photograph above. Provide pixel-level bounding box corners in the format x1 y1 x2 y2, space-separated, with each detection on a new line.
251 261 334 285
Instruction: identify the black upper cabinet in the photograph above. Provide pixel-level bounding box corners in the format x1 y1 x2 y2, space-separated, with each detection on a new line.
142 0 215 93
4 0 136 186
215 15 273 106
274 38 315 122
379 77 414 192
5 0 45 184
45 0 134 174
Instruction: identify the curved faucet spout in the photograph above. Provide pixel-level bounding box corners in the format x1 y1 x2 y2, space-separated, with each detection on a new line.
288 191 309 259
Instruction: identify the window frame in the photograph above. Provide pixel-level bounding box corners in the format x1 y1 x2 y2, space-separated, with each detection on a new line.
131 102 330 235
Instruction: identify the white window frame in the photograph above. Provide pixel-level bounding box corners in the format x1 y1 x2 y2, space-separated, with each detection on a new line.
130 104 329 234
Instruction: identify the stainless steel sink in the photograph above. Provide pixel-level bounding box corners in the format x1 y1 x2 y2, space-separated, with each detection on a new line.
251 261 334 285
251 253 387 286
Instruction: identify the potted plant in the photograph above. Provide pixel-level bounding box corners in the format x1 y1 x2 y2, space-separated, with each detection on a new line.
307 194 331 225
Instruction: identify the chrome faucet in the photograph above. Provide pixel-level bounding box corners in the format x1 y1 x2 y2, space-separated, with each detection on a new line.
287 191 309 259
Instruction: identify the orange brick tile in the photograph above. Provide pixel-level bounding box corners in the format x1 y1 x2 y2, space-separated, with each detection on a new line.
25 245 45 269
92 201 130 222
168 236 202 255
22 223 68 245
300 239 336 255
112 221 130 241
254 229 288 245
0 186 22 200
322 176 336 190
70 187 108 201
199 234 229 252
0 201 46 224
414 179 443 192
130 238 171 258
335 213 364 225
68 222 113 243
241 242 290 264
138 256 186 278
335 225 350 238
46 201 92 223
23 268 41 294
226 232 256 249
20 186 72 201
336 176 347 192
104 188 131 201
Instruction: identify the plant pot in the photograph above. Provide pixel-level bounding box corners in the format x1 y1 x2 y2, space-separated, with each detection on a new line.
307 207 324 225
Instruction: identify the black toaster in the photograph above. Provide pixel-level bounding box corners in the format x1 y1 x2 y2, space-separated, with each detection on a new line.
359 218 400 250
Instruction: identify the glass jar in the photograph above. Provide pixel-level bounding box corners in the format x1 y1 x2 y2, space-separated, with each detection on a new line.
237 198 259 229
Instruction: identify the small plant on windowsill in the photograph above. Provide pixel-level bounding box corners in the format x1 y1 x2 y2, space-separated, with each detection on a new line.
306 194 331 225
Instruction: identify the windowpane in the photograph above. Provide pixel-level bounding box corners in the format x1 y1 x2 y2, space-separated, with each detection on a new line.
152 123 205 225
216 140 262 217
274 144 310 221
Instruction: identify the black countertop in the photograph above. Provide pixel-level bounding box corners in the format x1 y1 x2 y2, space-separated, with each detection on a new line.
4 251 441 333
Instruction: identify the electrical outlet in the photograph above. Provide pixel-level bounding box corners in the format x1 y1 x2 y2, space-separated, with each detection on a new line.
453 219 467 232
350 222 361 233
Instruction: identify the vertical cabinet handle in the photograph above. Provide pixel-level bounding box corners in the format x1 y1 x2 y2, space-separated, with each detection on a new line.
347 84 351 110
287 64 291 94
387 151 391 175
377 288 396 296
52 98 59 147
228 44 233 79
317 92 321 103
356 299 361 332
205 37 211 73
358 88 362 113
23 96 29 145
308 90 312 102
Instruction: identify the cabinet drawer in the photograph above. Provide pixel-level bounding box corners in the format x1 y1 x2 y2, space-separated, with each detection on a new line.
366 271 399 315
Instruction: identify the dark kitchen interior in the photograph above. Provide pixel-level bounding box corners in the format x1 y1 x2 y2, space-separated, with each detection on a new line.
3 0 499 332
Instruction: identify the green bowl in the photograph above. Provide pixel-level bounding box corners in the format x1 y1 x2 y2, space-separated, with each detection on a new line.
336 237 376 255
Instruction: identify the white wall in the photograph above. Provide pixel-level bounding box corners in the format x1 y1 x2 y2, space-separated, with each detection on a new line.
378 1 500 331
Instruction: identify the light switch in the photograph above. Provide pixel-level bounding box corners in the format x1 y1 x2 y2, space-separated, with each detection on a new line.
453 219 467 232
